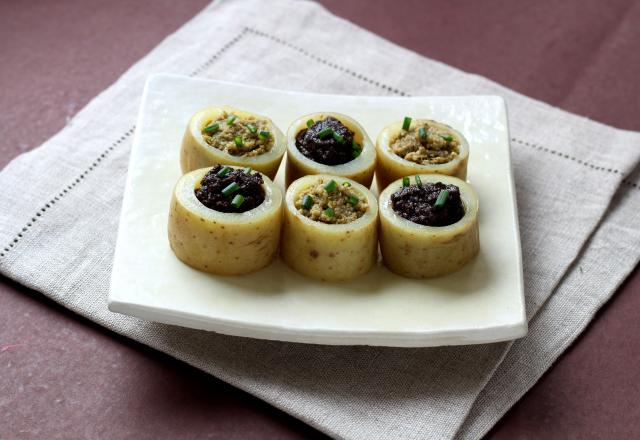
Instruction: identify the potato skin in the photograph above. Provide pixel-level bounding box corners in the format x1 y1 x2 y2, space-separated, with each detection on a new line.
375 119 469 190
280 175 378 281
285 112 376 188
180 106 285 179
285 151 375 189
379 174 479 278
168 167 282 275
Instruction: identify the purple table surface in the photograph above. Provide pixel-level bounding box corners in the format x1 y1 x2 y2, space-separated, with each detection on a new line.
1 0 639 439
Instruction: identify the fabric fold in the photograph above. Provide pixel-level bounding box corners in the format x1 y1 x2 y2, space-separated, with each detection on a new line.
457 164 640 439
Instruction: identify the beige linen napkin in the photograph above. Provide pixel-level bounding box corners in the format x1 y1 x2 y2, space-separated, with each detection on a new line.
1 1 639 438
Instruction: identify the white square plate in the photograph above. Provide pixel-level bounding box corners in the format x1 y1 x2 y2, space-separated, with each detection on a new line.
108 74 526 347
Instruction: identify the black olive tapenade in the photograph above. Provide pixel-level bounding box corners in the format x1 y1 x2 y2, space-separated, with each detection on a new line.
195 165 265 213
391 182 464 226
295 117 355 166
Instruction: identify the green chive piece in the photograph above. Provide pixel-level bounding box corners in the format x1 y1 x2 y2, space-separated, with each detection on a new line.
221 182 240 197
324 207 335 218
259 130 270 140
216 166 232 177
231 194 245 208
402 116 412 130
203 123 219 135
246 123 257 134
318 127 333 139
332 131 344 143
434 189 450 209
402 176 410 187
352 140 360 150
301 194 313 210
347 195 359 206
352 144 362 158
227 115 237 125
243 167 252 174
440 134 454 142
306 119 314 128
342 181 352 187
234 136 243 147
415 175 423 187
324 179 338 193
418 127 427 140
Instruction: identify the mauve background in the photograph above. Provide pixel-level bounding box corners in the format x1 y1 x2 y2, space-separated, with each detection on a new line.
1 0 639 438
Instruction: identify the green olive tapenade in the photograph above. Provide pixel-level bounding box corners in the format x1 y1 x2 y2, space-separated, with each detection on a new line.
181 106 286 179
375 118 469 189
295 178 368 225
281 175 378 281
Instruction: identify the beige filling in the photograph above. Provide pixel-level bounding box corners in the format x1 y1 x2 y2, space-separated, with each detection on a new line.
201 111 273 157
391 122 459 165
295 179 368 224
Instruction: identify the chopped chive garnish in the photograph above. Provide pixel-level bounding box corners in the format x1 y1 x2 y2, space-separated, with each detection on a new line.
352 147 362 158
246 123 257 134
434 189 450 209
227 115 237 125
234 136 243 147
402 176 410 187
324 179 338 193
352 140 360 150
243 167 252 174
203 123 219 135
301 194 313 210
440 134 454 142
216 166 232 177
221 182 240 197
342 181 352 187
347 195 359 206
418 127 427 140
231 194 245 208
318 127 333 139
332 131 344 143
415 175 423 187
259 130 270 140
306 119 314 128
324 207 335 218
402 116 412 130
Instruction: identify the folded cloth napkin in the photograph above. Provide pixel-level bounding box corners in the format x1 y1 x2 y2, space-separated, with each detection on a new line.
1 0 639 438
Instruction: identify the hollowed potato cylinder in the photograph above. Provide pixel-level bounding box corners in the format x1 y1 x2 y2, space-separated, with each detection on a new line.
376 119 469 189
168 167 282 275
379 174 479 278
180 106 286 179
286 112 376 187
281 175 378 281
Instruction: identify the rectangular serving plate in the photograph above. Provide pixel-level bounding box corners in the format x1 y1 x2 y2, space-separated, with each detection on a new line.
108 74 526 347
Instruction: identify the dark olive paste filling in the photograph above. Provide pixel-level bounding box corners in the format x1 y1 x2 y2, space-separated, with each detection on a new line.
295 117 355 166
195 165 265 213
391 182 464 226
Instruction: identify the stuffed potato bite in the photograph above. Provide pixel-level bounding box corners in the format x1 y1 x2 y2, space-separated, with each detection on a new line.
376 117 469 189
286 112 376 187
180 106 286 179
379 173 479 278
168 165 282 275
281 175 378 281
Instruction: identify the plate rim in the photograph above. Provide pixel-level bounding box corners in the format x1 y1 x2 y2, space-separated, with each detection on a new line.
107 73 527 347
